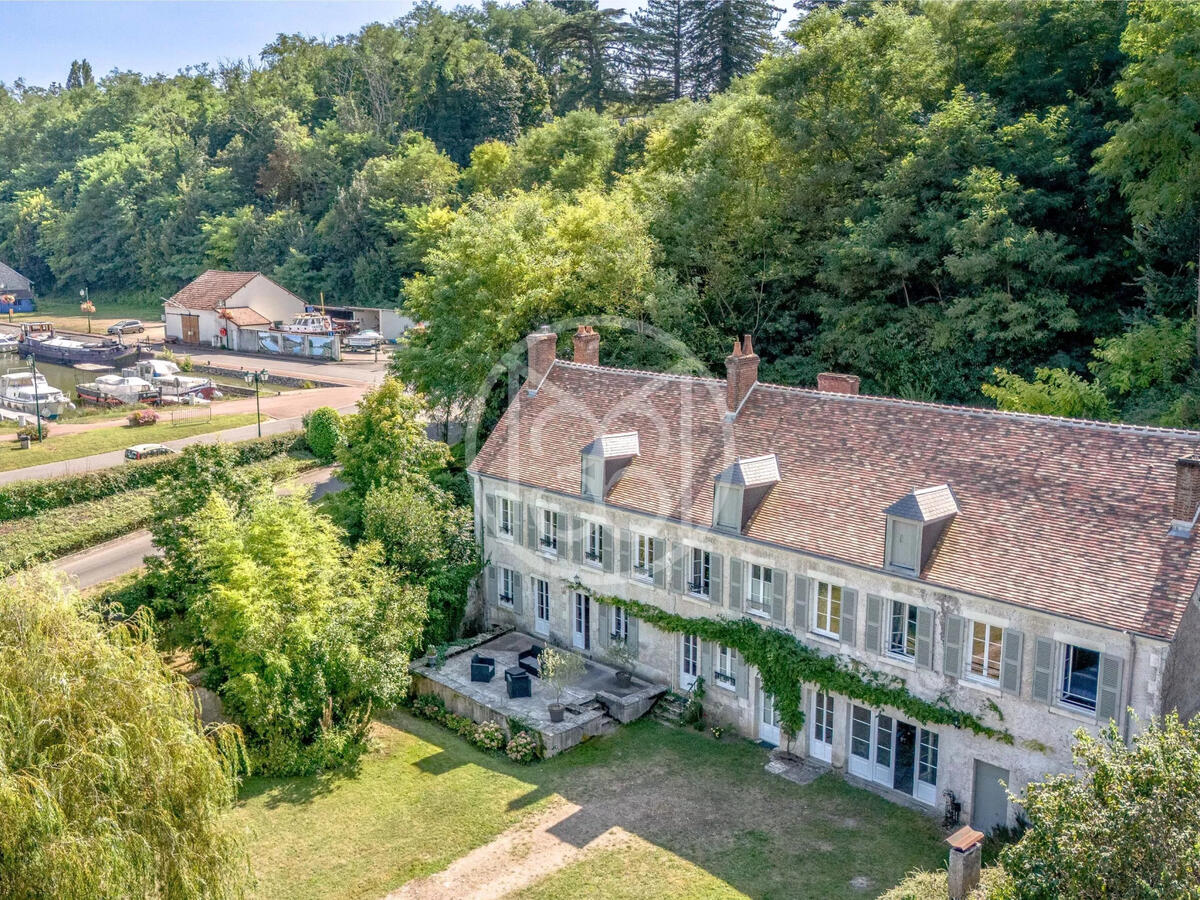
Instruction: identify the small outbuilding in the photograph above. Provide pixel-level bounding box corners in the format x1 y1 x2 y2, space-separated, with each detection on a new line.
0 261 36 313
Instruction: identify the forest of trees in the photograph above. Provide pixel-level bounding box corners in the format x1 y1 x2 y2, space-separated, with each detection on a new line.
2 1 1198 421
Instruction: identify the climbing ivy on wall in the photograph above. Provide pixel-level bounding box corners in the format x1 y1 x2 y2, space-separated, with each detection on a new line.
571 583 1012 744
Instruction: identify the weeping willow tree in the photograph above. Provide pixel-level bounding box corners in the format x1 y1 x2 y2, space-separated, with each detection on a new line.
0 569 249 900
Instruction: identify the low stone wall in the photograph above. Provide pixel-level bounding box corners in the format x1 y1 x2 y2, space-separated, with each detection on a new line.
189 363 342 389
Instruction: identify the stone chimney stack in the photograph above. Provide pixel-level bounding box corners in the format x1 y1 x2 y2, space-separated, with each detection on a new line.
1173 457 1200 523
725 334 760 415
526 326 557 387
817 372 861 395
573 325 600 366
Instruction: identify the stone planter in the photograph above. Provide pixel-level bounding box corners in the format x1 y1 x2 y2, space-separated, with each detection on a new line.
548 702 565 723
425 652 438 668
614 670 633 688
18 435 31 450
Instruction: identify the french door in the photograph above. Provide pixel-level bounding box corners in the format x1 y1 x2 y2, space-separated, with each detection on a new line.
810 691 834 762
680 634 699 690
758 685 781 745
534 579 550 636
848 704 940 805
573 592 590 650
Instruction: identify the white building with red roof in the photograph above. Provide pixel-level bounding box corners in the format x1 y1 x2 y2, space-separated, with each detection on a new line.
163 270 307 349
468 325 1200 830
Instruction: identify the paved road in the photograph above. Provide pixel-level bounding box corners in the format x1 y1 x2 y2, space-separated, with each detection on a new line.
55 466 345 589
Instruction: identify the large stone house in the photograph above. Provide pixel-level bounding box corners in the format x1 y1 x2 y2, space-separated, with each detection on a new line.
467 326 1200 832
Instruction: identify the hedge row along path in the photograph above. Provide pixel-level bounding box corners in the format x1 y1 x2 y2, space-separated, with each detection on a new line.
571 583 1011 744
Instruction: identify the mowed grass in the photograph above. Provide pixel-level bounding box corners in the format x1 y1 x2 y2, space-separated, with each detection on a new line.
0 413 261 472
0 488 153 574
235 712 948 900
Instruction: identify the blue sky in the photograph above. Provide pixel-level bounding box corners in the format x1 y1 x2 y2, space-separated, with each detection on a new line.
0 1 430 87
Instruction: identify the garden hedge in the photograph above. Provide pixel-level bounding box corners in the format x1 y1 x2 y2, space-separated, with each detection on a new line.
0 431 308 522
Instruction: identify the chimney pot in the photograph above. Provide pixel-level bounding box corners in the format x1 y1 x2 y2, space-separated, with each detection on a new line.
1173 457 1200 523
526 327 558 387
817 372 861 395
725 334 760 415
573 324 600 366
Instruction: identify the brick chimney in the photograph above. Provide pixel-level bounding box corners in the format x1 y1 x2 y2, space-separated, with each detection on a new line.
725 334 759 415
526 326 557 387
1173 456 1200 523
573 325 600 366
817 372 861 395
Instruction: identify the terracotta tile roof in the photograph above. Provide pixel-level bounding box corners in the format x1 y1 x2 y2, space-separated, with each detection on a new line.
219 307 271 327
165 270 259 311
471 361 1200 641
886 485 958 522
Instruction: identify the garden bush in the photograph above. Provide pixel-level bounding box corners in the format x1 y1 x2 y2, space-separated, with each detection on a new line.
472 721 506 752
0 431 308 522
505 730 540 763
15 423 49 441
304 406 343 462
127 409 159 427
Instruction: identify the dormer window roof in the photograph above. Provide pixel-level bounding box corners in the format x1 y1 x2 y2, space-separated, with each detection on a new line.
581 432 639 500
714 454 780 532
884 485 958 575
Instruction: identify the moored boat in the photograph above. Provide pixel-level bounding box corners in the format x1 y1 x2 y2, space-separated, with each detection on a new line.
76 374 158 406
0 368 74 418
126 359 221 400
22 334 142 367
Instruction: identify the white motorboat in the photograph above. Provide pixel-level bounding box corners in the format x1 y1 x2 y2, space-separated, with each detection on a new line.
76 374 158 406
0 334 18 353
127 359 220 400
276 313 335 334
0 369 74 418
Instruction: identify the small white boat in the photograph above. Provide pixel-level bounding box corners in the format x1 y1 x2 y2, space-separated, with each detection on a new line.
127 359 220 400
276 313 335 335
0 334 18 353
76 374 158 406
0 369 74 418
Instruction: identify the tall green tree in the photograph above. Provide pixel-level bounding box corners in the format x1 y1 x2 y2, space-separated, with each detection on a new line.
689 0 780 97
542 0 633 112
631 0 695 103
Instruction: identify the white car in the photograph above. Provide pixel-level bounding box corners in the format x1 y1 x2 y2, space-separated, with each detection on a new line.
125 443 176 461
343 329 384 351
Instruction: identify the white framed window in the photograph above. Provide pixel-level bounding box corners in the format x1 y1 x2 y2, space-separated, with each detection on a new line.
499 568 515 606
612 606 629 643
688 547 711 597
918 729 939 789
968 621 1003 682
539 509 559 554
633 533 656 581
498 497 515 538
534 578 550 635
714 644 736 690
585 521 604 567
888 600 918 658
746 563 773 616
581 454 604 499
885 518 921 573
1060 644 1100 712
813 581 842 637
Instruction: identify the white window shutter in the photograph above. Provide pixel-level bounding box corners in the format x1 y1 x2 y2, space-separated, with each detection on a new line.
1096 654 1124 724
729 558 743 612
915 607 934 669
652 539 666 589
793 575 811 634
943 615 965 677
619 529 631 574
1031 637 1055 704
670 543 685 593
485 494 497 537
570 516 582 563
771 570 787 625
864 594 883 653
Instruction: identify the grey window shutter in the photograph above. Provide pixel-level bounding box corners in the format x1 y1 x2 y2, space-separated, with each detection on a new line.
1000 629 1023 695
702 641 713 684
865 594 883 654
794 575 811 635
602 526 615 573
735 650 749 699
597 604 610 649
709 554 723 604
729 558 744 612
629 616 640 657
570 516 582 563
1096 654 1124 723
916 607 934 669
943 615 965 677
513 501 523 544
840 587 858 646
526 504 537 549
485 494 497 538
652 539 667 589
671 543 685 593
1031 637 1055 703
512 573 523 615
771 570 787 625
619 529 632 574
486 565 497 605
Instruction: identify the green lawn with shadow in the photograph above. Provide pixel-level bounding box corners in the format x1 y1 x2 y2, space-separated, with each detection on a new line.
235 711 948 900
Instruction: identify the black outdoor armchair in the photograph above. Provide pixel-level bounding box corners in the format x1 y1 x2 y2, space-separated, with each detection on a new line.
505 666 532 699
470 654 496 683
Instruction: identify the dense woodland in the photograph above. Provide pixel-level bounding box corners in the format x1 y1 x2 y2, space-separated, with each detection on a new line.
2 0 1198 421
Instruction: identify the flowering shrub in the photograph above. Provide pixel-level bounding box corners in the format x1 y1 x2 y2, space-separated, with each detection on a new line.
412 694 445 720
127 409 159 427
16 424 49 442
505 730 540 764
472 721 506 752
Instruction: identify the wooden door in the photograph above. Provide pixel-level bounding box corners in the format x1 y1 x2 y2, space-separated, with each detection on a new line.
181 315 199 344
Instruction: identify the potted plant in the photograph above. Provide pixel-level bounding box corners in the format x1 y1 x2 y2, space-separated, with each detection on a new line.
540 647 585 723
606 638 637 688
425 644 438 668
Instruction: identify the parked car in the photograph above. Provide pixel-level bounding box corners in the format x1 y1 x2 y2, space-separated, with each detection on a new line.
343 329 384 351
124 443 175 460
107 319 145 335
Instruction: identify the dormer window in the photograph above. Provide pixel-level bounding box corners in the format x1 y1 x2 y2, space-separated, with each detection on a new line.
713 455 780 533
883 485 958 576
580 432 639 500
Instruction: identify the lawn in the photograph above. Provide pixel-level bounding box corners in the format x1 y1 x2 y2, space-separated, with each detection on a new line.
0 413 261 472
235 712 948 900
12 290 163 324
